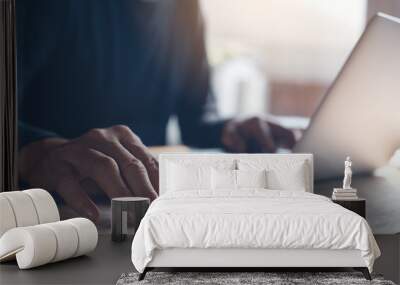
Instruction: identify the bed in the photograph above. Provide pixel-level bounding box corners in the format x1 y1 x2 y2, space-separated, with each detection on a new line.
131 154 380 280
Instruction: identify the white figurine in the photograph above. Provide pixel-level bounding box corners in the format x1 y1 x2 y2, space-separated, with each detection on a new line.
343 156 352 189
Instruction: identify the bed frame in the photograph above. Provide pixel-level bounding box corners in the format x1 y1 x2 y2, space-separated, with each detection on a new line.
139 154 371 281
139 249 370 280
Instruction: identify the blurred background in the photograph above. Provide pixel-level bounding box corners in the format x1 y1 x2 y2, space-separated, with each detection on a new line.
168 0 400 143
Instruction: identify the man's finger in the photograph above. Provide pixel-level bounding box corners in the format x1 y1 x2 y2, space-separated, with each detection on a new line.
80 127 157 199
55 167 100 222
80 138 157 200
121 157 158 200
109 125 159 193
121 141 159 193
239 119 276 153
61 145 132 200
268 122 296 149
222 121 247 153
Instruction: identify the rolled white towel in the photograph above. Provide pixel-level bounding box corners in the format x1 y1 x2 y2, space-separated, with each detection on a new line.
42 221 79 262
0 225 57 268
0 191 39 227
23 189 60 224
0 196 17 237
66 218 98 257
0 189 60 237
0 218 98 269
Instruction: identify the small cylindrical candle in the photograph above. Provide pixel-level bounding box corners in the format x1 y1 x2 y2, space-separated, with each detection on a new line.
111 197 149 242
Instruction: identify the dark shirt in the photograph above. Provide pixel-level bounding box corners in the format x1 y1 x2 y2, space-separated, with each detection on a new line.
16 0 225 148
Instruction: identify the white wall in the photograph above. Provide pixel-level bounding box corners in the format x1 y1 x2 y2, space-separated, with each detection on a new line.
201 0 367 83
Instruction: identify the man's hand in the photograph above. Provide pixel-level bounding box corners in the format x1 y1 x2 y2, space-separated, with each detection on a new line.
19 125 159 222
221 117 297 153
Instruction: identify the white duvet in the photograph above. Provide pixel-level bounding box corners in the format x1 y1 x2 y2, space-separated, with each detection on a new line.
131 190 380 273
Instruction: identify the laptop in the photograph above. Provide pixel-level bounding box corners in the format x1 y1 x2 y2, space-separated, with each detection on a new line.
293 13 400 180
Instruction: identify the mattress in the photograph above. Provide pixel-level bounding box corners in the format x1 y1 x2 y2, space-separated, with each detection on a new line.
131 190 380 273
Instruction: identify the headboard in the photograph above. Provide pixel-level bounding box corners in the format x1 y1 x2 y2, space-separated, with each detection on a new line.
159 153 314 194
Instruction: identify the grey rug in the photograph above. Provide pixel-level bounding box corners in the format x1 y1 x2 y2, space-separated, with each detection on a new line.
116 272 396 285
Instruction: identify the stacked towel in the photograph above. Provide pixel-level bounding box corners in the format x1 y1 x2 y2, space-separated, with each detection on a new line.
332 188 358 200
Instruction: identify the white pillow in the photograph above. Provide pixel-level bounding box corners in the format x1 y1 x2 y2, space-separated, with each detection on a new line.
167 162 211 191
238 159 308 191
236 169 267 189
266 162 307 191
211 169 268 190
211 169 236 190
268 162 308 192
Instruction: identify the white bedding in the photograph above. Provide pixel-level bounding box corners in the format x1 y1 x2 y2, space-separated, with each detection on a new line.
131 190 380 273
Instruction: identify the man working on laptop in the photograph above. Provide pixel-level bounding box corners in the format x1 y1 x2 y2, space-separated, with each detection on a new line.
17 0 296 222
